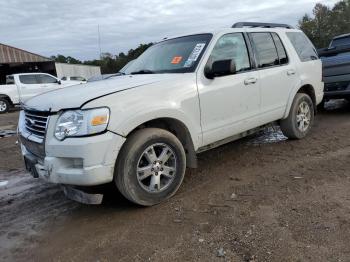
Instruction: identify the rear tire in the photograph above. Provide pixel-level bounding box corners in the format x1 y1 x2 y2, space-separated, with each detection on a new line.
115 128 186 206
0 98 10 114
280 93 314 139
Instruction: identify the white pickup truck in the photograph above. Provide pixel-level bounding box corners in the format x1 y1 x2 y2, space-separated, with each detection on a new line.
0 73 78 113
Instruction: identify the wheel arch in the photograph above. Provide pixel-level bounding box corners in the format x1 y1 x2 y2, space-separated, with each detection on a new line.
0 94 14 106
283 84 317 119
122 117 198 168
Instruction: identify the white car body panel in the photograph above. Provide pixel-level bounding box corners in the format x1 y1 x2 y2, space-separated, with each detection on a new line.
82 74 203 150
0 84 19 104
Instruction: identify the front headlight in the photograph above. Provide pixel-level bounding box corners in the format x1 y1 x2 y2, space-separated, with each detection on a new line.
55 107 110 140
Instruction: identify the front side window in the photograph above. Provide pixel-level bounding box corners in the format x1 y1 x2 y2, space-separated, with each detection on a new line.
286 32 318 62
39 74 58 84
124 34 212 74
207 33 251 73
250 33 279 68
19 75 39 84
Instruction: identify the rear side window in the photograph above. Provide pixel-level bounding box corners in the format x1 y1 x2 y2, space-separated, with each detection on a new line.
271 33 288 65
250 33 279 68
286 32 318 62
19 75 39 84
6 76 14 84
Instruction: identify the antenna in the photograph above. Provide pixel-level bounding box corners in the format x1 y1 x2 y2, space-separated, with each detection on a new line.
98 24 102 60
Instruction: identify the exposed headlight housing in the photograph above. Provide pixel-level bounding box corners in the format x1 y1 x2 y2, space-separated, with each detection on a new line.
54 108 110 140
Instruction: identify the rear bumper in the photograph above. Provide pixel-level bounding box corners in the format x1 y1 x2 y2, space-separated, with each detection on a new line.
21 131 126 186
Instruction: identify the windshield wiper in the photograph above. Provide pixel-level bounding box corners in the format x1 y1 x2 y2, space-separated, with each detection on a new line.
130 69 155 75
104 72 126 80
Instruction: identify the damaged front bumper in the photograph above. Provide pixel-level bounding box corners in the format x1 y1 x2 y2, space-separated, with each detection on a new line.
20 131 126 186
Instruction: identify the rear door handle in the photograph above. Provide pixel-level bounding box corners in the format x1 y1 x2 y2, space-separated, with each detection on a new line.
287 69 296 76
244 77 257 85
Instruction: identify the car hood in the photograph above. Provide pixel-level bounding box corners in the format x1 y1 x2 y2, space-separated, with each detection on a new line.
24 74 182 112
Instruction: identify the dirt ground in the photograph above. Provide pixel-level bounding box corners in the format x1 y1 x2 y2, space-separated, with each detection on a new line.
0 101 350 262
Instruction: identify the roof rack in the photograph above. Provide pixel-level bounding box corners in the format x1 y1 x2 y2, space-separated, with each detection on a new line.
232 22 294 29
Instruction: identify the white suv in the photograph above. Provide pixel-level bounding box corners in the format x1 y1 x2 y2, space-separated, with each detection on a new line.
18 22 324 206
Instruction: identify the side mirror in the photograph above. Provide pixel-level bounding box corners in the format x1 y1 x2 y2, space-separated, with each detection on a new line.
57 80 62 85
204 59 236 79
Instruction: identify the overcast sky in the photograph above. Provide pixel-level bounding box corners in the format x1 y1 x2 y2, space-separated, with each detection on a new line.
0 0 337 60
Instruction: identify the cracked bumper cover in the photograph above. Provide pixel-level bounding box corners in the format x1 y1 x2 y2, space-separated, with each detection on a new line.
21 131 126 186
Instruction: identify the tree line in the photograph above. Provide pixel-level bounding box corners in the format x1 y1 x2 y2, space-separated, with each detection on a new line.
50 43 152 74
298 0 350 48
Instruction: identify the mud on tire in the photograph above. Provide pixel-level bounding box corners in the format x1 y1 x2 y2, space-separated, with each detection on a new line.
115 128 186 206
280 93 314 139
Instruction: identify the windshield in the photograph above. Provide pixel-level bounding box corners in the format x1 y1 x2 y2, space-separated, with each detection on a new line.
120 60 135 73
124 34 212 74
331 36 350 48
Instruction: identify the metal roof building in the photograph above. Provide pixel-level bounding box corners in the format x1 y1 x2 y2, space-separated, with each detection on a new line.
0 43 51 64
0 43 101 84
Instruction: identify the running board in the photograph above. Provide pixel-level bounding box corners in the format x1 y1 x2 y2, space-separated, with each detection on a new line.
197 124 270 153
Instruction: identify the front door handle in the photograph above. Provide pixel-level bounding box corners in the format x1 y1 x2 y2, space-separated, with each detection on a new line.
244 77 258 85
287 69 296 76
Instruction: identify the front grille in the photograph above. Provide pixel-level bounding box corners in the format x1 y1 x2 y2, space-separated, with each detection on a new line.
24 109 50 139
325 81 350 92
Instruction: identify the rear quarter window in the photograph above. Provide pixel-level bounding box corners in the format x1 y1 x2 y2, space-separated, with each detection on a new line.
286 32 318 62
6 76 14 84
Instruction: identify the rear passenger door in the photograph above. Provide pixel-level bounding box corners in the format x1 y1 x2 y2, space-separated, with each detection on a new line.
249 32 298 121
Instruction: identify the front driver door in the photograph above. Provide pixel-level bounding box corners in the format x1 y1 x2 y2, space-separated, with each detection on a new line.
197 33 261 146
17 75 43 102
38 74 62 93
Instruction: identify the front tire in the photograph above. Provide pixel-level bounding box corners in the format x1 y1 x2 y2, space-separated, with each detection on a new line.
0 98 10 114
115 128 186 206
280 93 314 139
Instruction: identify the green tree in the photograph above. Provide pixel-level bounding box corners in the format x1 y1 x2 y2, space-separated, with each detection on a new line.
299 0 350 48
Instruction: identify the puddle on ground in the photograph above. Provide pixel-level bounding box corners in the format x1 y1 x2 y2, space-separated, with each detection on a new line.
0 181 9 187
247 125 288 146
0 130 16 138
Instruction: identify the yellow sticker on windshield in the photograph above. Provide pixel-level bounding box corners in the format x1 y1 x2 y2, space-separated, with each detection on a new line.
171 56 183 64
